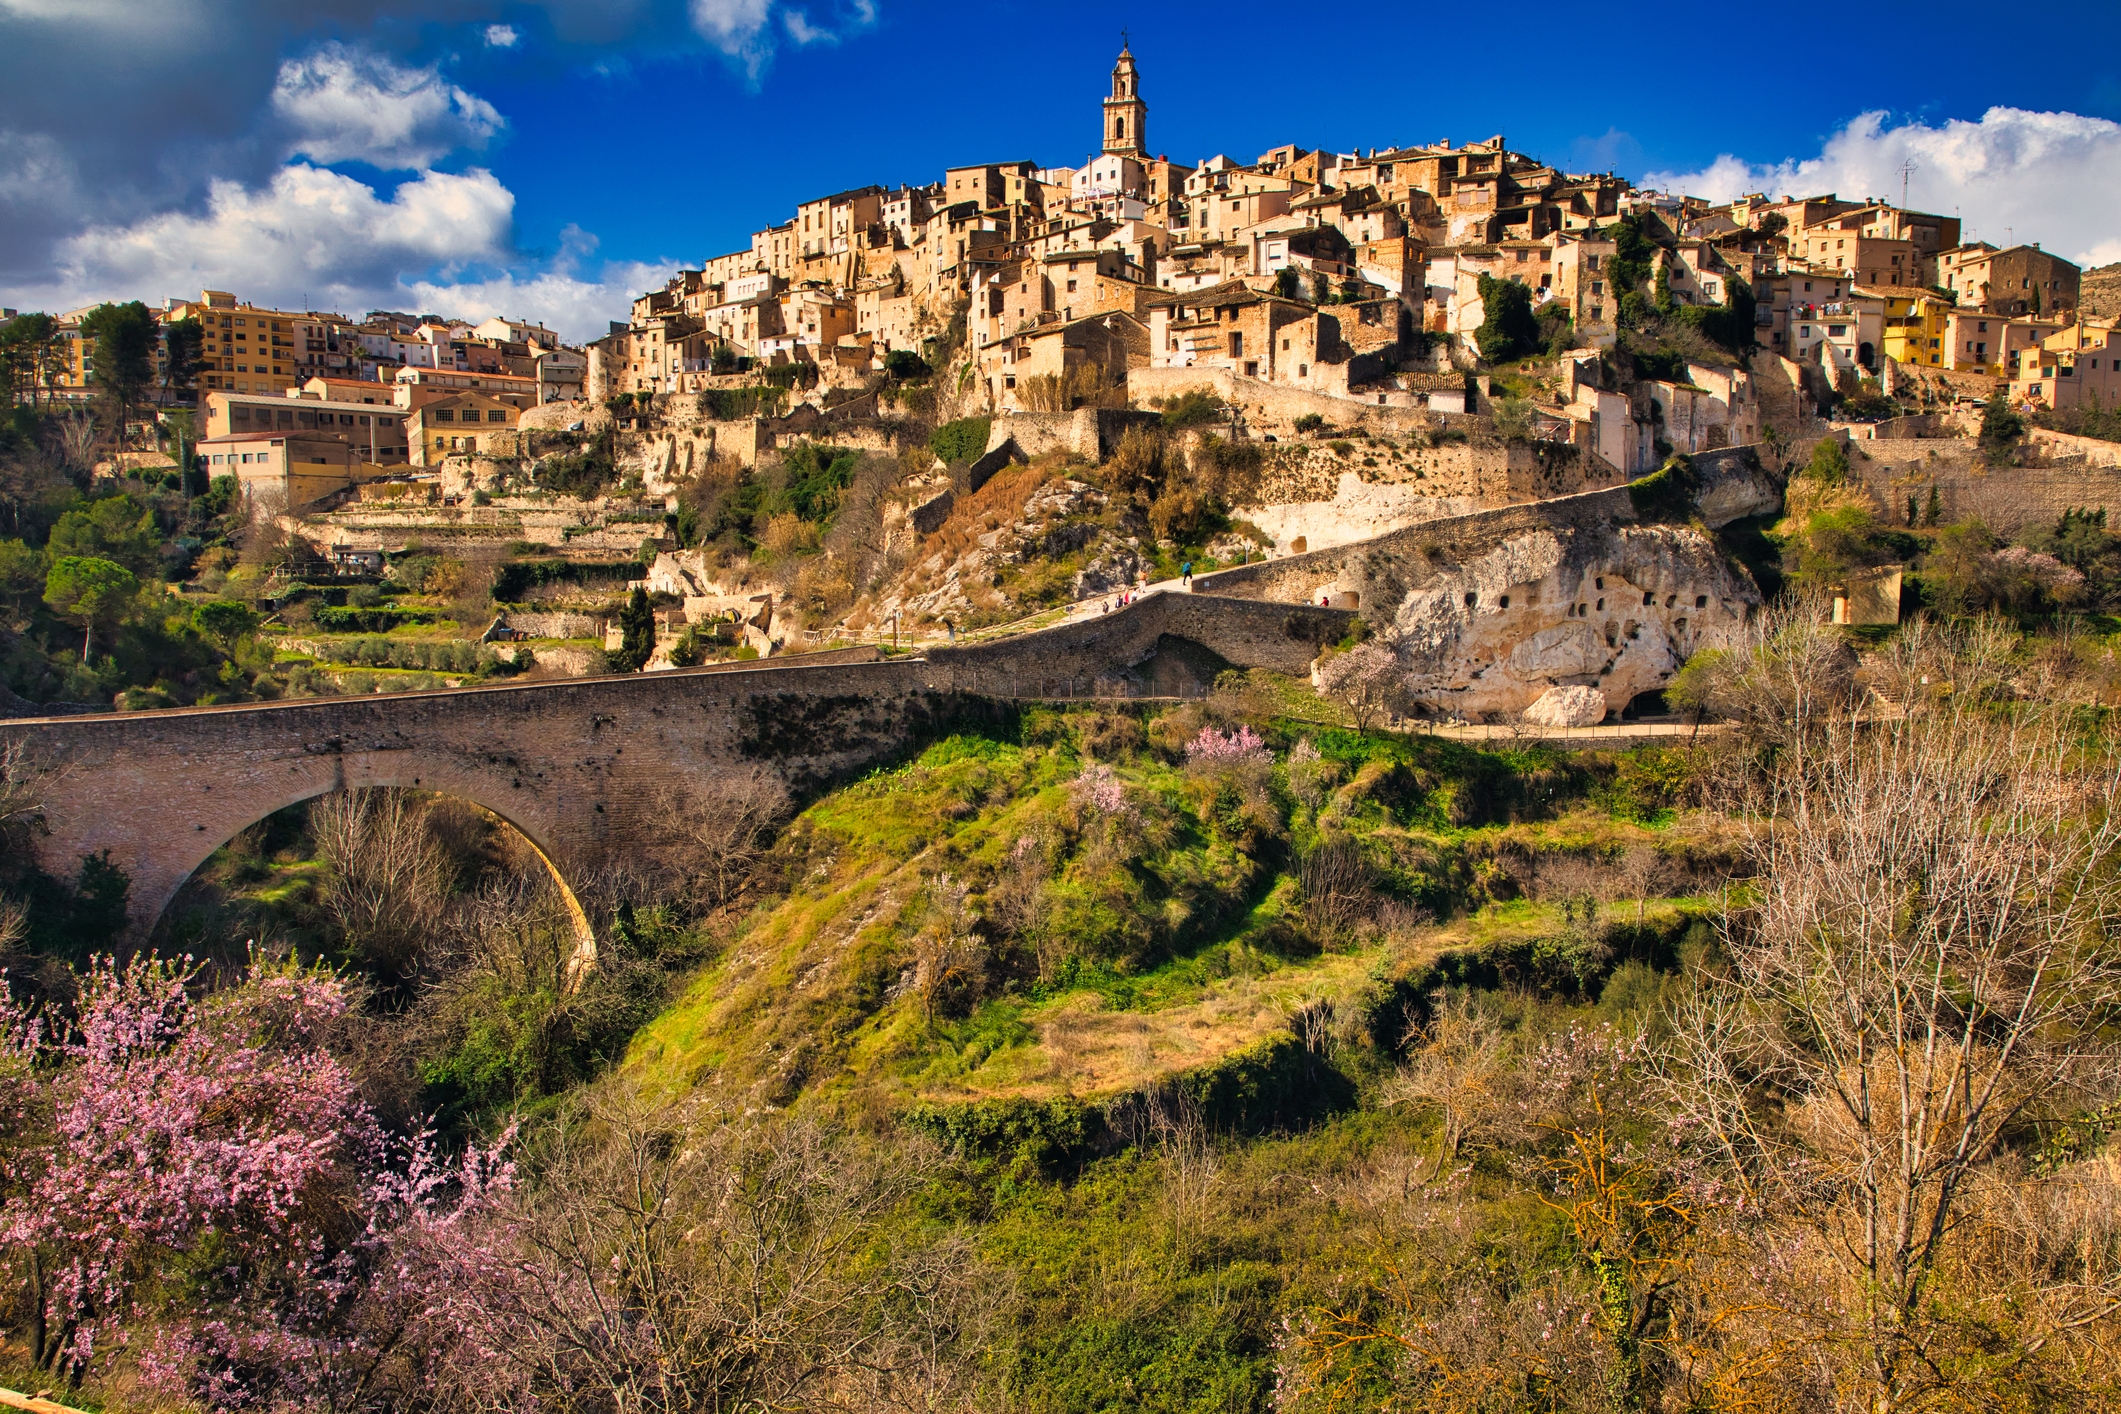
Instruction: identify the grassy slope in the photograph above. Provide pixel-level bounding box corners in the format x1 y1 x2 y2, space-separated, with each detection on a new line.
625 704 1733 1122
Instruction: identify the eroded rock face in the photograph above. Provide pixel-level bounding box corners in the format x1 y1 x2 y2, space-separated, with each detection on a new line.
1522 684 1608 727
1380 521 1756 721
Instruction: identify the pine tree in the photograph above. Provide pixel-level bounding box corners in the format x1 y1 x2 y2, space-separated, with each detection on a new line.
611 586 656 672
1924 485 1943 526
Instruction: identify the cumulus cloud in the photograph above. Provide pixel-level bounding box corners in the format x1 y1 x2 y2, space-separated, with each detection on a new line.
1643 107 2121 268
273 43 505 170
17 162 668 343
45 164 512 300
0 0 875 334
404 259 677 342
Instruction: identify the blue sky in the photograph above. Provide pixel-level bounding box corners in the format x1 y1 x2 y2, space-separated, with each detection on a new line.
5 0 2121 339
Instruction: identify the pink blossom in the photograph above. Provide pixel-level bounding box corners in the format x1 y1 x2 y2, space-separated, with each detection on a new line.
1071 761 1134 817
1184 724 1272 765
0 954 511 1410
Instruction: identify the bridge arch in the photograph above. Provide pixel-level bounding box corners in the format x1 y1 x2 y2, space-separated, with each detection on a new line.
149 776 598 973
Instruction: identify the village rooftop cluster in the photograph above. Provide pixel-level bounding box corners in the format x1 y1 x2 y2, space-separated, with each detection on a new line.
4 44 2116 510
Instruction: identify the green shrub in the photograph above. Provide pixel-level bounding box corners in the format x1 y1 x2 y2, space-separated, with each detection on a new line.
1160 389 1224 431
1474 274 1540 364
1980 397 2025 467
537 442 616 498
929 417 991 464
1627 455 1699 522
490 559 638 601
314 605 438 633
697 385 789 421
904 1096 1100 1179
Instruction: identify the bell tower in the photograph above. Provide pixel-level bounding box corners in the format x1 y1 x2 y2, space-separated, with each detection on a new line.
1102 41 1145 157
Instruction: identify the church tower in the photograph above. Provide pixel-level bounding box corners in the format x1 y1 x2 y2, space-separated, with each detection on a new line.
1102 43 1145 157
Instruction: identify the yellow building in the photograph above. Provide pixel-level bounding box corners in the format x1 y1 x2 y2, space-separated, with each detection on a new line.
1871 285 1952 369
165 290 355 398
408 392 520 467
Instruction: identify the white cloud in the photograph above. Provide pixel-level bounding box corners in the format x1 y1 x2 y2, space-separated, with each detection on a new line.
688 0 771 68
405 260 675 342
781 9 829 44
483 22 518 47
19 161 665 343
687 0 874 81
39 163 512 308
1643 107 2121 268
272 43 505 170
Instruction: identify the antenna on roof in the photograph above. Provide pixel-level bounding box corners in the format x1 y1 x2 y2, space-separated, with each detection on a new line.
1898 158 1916 209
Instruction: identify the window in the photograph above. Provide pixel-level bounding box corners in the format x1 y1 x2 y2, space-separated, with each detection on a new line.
487 410 507 423
432 408 454 422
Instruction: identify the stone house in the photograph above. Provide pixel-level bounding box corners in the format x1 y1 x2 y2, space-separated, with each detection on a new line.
2010 320 2121 412
1155 241 1250 293
202 390 410 462
1937 243 2080 317
1756 266 1858 362
1250 225 1356 287
408 392 520 467
979 311 1148 411
1146 282 1399 393
1797 221 1919 290
1549 234 1619 334
1941 308 2049 377
945 161 1041 213
1356 237 1427 307
1036 249 1153 320
197 431 399 511
794 186 885 260
880 185 937 247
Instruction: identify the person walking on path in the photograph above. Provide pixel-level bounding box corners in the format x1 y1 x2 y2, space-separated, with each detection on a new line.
1180 560 1193 590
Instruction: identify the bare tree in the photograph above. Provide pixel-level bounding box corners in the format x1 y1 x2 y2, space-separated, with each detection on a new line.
419 1087 990 1413
1657 695 2121 1409
310 788 456 984
53 412 97 477
1384 992 1516 1169
906 873 984 1022
1300 832 1374 940
1146 1088 1220 1272
644 766 790 916
1614 845 1668 926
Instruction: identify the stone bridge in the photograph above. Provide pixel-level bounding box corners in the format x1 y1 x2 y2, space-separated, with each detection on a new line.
2 591 1354 943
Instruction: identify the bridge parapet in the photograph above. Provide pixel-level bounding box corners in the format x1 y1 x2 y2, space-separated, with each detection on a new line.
2 591 1354 940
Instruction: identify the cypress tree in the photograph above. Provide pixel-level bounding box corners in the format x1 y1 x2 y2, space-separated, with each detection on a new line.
612 586 656 672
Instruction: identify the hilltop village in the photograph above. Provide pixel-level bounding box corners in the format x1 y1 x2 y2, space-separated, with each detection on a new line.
1 46 2119 717
593 44 2104 450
